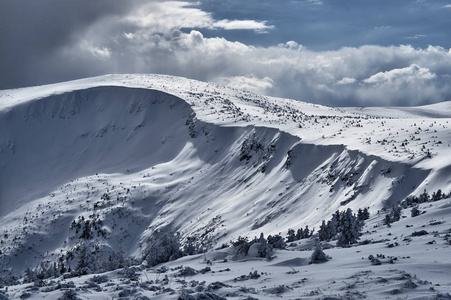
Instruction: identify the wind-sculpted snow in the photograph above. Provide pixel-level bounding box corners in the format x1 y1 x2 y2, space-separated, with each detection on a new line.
0 87 192 215
0 75 450 298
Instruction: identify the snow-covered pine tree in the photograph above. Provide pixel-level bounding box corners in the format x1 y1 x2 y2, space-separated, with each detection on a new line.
143 228 182 266
391 205 401 222
318 220 330 241
384 214 391 227
310 243 329 264
336 208 360 247
267 234 286 249
432 189 443 201
411 206 420 217
333 210 342 233
328 215 338 238
286 228 296 242
304 225 312 238
75 242 94 275
419 189 430 203
296 228 304 240
257 233 273 258
358 207 370 221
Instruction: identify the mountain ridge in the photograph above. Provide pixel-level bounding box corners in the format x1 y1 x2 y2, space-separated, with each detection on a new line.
1 74 450 281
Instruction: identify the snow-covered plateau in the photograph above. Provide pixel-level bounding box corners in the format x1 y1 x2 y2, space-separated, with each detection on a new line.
0 74 450 299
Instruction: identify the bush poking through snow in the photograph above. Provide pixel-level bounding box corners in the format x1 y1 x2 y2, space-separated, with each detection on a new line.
402 189 451 207
310 244 329 264
412 230 429 237
58 289 80 300
411 206 420 217
143 228 182 266
384 214 392 227
231 236 251 257
357 208 370 221
254 234 274 258
368 255 382 265
267 233 286 249
232 233 274 258
177 266 198 277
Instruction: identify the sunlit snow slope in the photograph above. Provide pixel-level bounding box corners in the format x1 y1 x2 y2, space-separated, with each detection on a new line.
0 74 450 276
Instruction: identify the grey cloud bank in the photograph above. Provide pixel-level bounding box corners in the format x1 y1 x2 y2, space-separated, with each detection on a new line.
1 0 451 107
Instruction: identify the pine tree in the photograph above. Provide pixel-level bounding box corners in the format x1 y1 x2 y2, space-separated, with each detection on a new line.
357 208 364 220
363 208 370 219
267 234 286 249
24 267 36 283
296 228 304 240
256 233 273 258
144 229 182 266
232 236 251 257
333 210 344 234
391 205 401 222
419 189 430 203
304 225 311 238
384 214 391 227
411 206 420 217
59 262 66 274
310 243 329 264
318 220 330 241
358 208 370 221
183 236 198 256
432 189 443 201
286 229 296 242
76 242 92 275
80 220 92 240
328 216 338 238
336 208 360 247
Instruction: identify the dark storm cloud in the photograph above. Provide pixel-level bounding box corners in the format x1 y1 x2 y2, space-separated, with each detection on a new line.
0 0 142 89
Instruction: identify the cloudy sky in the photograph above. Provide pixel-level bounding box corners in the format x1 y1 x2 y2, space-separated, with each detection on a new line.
1 0 451 106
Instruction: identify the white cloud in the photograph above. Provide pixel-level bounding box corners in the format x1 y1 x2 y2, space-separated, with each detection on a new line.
123 32 135 39
337 77 356 85
125 2 272 33
279 41 303 51
48 2 451 107
404 34 427 40
443 4 451 8
213 19 273 32
306 0 323 5
126 1 213 31
80 41 111 59
215 75 274 93
362 64 436 85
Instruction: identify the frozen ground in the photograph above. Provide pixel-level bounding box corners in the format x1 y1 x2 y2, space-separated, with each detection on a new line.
0 74 450 299
3 196 451 299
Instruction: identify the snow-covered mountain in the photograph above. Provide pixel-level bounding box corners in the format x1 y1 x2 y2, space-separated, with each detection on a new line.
1 74 450 299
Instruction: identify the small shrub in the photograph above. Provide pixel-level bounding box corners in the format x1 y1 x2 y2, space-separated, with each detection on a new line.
411 206 420 217
178 266 198 277
267 234 286 249
58 289 80 300
232 236 251 257
368 254 381 265
143 228 182 266
310 244 329 264
412 230 429 237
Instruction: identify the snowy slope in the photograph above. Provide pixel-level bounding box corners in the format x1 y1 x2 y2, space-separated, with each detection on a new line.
0 74 450 299
4 196 451 299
